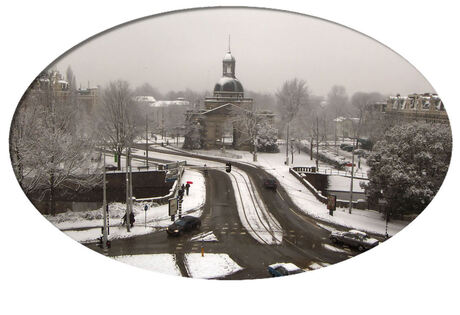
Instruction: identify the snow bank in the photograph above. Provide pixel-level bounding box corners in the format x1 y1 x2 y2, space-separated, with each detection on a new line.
184 253 243 279
113 254 181 276
190 231 218 242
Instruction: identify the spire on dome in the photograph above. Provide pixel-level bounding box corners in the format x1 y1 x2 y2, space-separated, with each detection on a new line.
222 37 235 78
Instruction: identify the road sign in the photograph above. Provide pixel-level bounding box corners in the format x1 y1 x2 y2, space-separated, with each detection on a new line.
327 195 336 215
164 161 187 170
165 168 179 182
169 198 178 216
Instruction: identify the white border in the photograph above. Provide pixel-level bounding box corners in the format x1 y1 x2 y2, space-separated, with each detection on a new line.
2 1 458 314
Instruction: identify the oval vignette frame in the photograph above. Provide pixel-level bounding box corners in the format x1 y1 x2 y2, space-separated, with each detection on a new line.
8 6 453 281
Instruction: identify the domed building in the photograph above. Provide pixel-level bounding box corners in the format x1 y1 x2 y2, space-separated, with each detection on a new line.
184 47 274 150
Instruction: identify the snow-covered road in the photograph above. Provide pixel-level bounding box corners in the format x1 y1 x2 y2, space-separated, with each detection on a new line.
228 168 283 245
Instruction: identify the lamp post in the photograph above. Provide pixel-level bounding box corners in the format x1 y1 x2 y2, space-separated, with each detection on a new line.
145 113 149 167
102 151 108 251
285 122 290 166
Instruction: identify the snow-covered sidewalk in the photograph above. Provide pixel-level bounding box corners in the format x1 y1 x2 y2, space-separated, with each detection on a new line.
112 252 243 279
113 254 182 276
184 253 243 279
47 169 206 243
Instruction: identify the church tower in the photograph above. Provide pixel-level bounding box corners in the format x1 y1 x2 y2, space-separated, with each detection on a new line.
222 50 235 77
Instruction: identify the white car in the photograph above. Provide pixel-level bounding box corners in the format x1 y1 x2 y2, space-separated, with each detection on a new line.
330 229 379 251
268 263 305 277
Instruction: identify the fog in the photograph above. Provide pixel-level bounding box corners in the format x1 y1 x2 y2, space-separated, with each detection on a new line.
54 7 434 97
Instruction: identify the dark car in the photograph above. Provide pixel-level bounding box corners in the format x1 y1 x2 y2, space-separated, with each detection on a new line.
268 263 305 277
329 229 379 251
166 216 201 236
263 178 277 190
105 164 118 171
341 145 354 152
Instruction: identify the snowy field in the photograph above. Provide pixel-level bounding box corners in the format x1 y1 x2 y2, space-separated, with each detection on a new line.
47 169 206 243
184 253 243 279
113 254 182 276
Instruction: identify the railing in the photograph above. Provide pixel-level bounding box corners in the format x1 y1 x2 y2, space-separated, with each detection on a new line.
289 167 368 210
292 166 367 179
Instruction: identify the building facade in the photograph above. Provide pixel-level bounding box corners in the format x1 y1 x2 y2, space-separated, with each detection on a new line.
185 48 274 150
366 93 448 124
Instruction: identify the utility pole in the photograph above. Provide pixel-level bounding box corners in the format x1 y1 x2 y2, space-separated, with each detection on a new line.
285 122 290 166
145 114 149 166
349 113 363 214
102 151 108 251
125 147 130 232
161 107 165 140
316 116 319 170
129 148 133 227
349 137 356 214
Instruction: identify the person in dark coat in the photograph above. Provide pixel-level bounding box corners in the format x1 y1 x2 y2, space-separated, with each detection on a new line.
129 212 135 227
185 183 190 195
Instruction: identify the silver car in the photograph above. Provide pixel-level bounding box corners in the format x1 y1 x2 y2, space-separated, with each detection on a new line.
329 229 379 251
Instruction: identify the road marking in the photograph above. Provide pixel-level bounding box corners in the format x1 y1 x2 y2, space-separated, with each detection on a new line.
240 231 246 235
276 190 285 201
288 208 322 231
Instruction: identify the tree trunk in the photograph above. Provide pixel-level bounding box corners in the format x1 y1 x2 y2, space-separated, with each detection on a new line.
49 174 56 216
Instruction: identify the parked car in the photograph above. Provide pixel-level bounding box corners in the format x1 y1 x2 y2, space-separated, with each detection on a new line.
263 178 277 190
268 263 305 277
105 164 118 171
341 145 354 152
354 149 369 158
329 229 379 251
166 216 201 236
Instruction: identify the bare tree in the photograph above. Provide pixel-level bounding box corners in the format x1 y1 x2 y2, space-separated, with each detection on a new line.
66 65 77 91
97 80 138 170
351 91 384 117
327 85 349 149
231 104 261 161
10 90 43 193
276 78 309 165
10 71 101 215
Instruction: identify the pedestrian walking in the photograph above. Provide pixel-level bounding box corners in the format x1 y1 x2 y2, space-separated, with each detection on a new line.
185 183 190 195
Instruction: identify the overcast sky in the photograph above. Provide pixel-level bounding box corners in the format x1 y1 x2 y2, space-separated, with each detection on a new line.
54 7 435 97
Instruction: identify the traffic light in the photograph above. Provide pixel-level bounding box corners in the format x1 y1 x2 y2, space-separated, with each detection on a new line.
226 162 232 173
